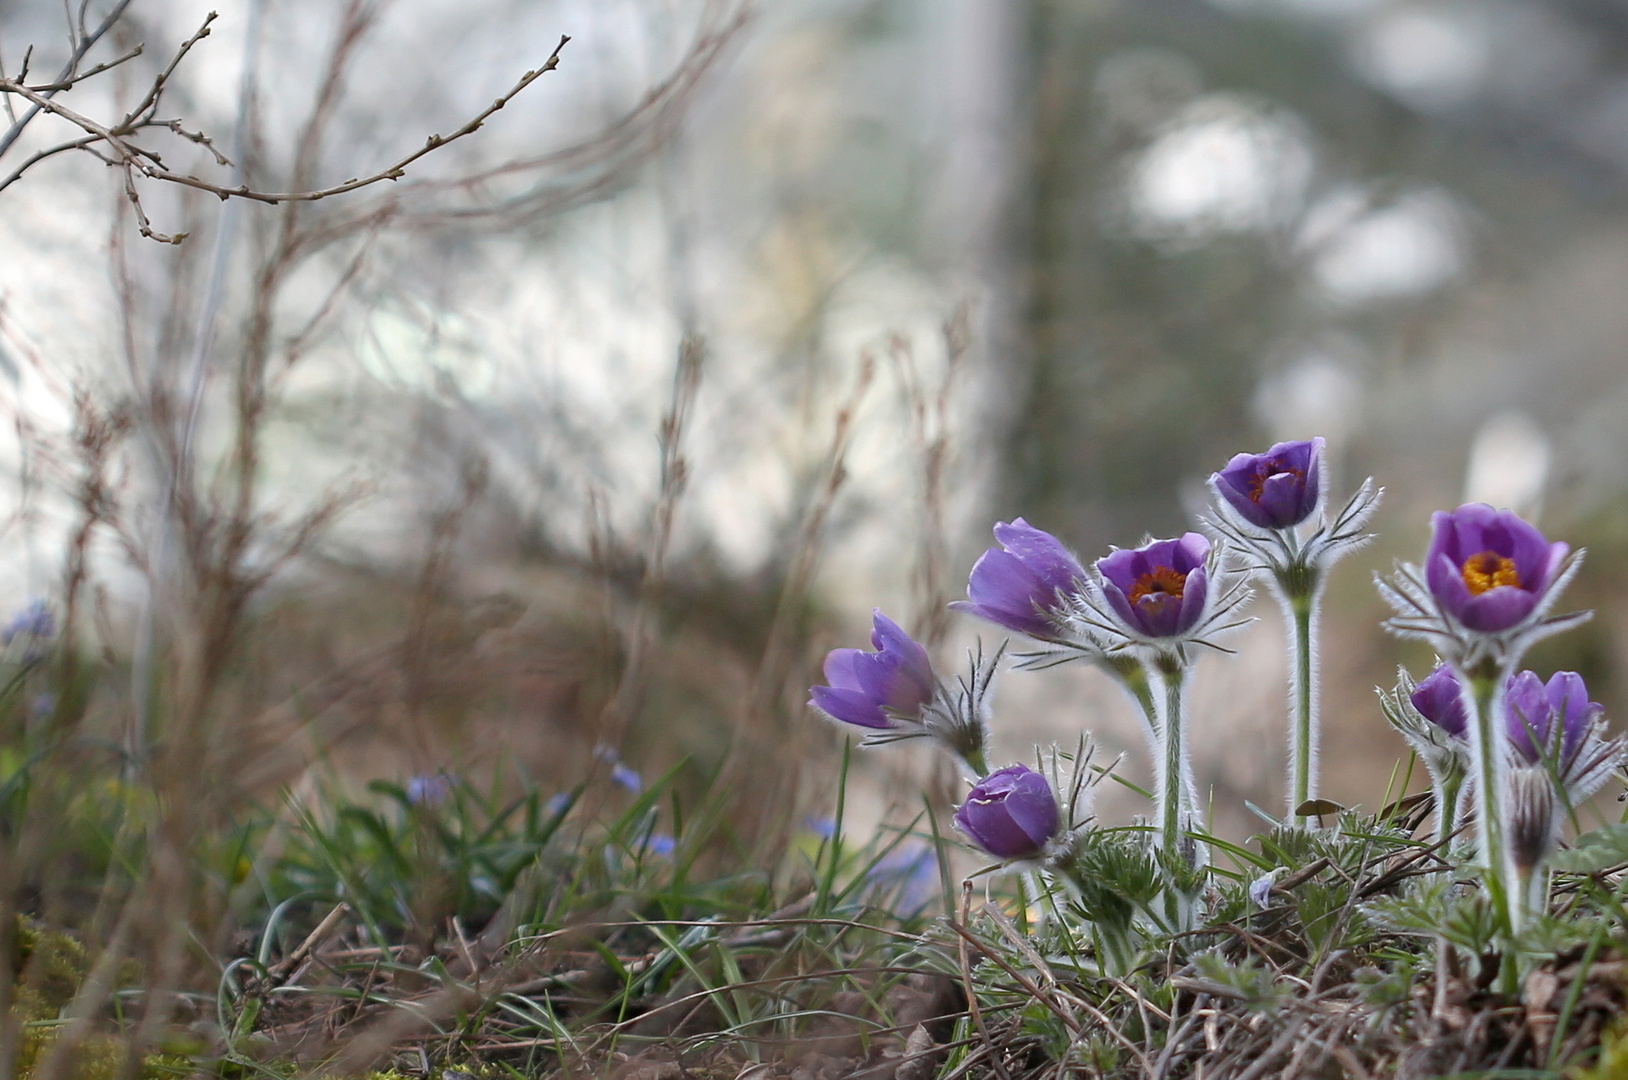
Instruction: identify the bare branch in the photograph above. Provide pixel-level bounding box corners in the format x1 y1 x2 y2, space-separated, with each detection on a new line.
17 43 143 93
0 0 134 160
0 23 571 237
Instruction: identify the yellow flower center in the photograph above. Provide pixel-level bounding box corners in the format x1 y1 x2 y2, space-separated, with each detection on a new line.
1129 567 1187 608
1461 551 1521 595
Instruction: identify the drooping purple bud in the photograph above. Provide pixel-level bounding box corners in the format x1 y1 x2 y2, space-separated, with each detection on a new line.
1505 670 1600 768
1212 438 1323 530
1409 664 1469 740
950 519 1087 640
1424 504 1569 634
809 610 936 730
953 764 1060 861
1095 533 1211 640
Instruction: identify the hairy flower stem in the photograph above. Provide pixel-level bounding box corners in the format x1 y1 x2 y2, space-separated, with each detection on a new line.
961 746 990 780
1151 651 1198 866
1432 771 1466 850
1106 653 1159 754
1274 560 1321 821
1462 660 1517 936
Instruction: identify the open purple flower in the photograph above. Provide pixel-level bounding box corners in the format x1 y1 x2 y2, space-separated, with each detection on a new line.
1424 505 1569 634
1504 670 1599 768
1410 664 1469 740
954 764 1059 861
1095 533 1211 640
951 519 1086 639
1212 438 1323 530
809 610 935 730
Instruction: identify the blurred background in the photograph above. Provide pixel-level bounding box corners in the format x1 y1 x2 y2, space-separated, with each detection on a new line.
4 0 1628 850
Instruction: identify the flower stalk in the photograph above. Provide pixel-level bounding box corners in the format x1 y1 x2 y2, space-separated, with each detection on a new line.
1285 573 1319 817
1207 439 1377 822
1150 649 1202 935
1461 658 1516 933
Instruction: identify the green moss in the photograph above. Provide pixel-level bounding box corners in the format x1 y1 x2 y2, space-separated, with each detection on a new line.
1574 1022 1628 1080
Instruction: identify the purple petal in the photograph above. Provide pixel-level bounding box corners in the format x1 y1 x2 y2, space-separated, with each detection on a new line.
1425 551 1475 624
1546 671 1601 763
953 764 1058 860
1535 541 1570 592
1505 670 1551 763
1095 547 1144 597
993 519 1087 595
809 685 891 729
1175 566 1208 635
822 648 868 691
1174 532 1211 571
958 547 1059 638
1097 575 1144 636
1004 769 1062 846
868 610 935 706
1458 587 1538 633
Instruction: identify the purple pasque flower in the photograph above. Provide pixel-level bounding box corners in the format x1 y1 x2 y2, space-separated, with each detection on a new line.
951 519 1087 640
1504 670 1599 768
1424 504 1569 634
1095 533 1211 640
1212 438 1323 531
954 764 1060 861
1410 664 1469 740
809 610 935 730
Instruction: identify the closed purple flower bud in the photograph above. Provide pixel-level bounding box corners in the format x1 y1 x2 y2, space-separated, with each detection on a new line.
1424 504 1569 634
1505 670 1601 767
809 610 935 730
1410 664 1469 740
1095 533 1211 639
953 764 1060 860
1212 438 1323 530
950 519 1086 639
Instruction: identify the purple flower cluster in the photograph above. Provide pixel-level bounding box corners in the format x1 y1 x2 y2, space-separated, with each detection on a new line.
800 426 1618 944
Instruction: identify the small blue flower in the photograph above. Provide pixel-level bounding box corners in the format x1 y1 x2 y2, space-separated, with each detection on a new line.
868 842 939 911
406 773 453 806
647 834 676 857
611 764 643 793
1249 868 1284 910
3 599 54 646
545 792 572 817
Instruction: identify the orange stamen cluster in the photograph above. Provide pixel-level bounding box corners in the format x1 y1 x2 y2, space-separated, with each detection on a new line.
1461 550 1521 595
1129 566 1187 608
1246 461 1304 503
